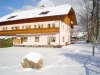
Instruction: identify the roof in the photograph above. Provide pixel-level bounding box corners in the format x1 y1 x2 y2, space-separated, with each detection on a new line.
0 4 72 22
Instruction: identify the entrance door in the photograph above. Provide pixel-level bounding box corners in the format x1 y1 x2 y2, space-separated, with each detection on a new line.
21 37 23 44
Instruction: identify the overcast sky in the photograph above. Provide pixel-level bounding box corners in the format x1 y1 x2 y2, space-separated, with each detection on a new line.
0 0 83 18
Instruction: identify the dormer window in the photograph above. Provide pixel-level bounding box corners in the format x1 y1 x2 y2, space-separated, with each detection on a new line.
40 5 45 9
7 15 17 19
39 11 50 15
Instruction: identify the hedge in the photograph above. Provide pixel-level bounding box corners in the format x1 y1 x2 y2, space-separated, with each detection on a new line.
0 38 13 48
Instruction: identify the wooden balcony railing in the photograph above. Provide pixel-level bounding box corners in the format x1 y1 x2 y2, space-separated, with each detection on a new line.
0 27 59 36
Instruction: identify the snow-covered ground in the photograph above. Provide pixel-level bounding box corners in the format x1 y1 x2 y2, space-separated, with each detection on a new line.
0 41 100 75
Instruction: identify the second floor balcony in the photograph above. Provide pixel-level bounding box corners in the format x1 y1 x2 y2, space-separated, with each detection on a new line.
0 27 59 36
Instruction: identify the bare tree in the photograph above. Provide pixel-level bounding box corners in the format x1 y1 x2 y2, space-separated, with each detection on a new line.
91 0 100 56
78 0 92 42
78 0 100 56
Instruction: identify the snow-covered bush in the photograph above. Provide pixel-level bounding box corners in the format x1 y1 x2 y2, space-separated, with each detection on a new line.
0 38 13 48
21 52 44 70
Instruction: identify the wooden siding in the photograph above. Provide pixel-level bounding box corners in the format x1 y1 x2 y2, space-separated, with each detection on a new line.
0 28 59 36
63 16 71 25
13 39 22 44
68 8 77 25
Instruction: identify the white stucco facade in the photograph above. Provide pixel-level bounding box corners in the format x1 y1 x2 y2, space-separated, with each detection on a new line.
0 20 71 46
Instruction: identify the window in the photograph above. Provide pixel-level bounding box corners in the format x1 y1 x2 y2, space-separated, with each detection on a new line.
3 27 7 30
39 11 50 15
24 25 31 29
48 24 51 28
29 25 31 29
24 37 27 42
49 37 56 42
41 24 43 28
35 37 39 42
22 26 24 29
12 37 14 40
38 25 40 28
12 27 14 30
52 23 55 28
15 27 17 30
34 25 36 28
52 37 56 42
12 27 16 30
25 25 29 29
5 27 7 30
22 37 27 42
12 37 16 40
3 27 4 30
7 15 17 19
62 37 65 42
16 26 19 30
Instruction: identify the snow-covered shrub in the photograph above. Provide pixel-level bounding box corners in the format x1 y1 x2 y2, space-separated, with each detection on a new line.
0 38 13 48
21 52 44 70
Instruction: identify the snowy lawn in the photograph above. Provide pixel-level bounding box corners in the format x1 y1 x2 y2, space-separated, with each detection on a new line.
0 41 100 75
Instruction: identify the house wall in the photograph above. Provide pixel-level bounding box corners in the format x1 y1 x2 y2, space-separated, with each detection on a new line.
0 20 71 46
59 21 71 45
16 33 59 46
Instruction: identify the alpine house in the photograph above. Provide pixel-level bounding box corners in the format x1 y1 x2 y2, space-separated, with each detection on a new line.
0 4 77 47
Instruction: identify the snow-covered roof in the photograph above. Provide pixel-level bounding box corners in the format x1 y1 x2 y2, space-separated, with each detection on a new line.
0 4 72 22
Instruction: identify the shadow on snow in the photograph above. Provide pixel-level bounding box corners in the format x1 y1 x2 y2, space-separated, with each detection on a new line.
61 52 100 75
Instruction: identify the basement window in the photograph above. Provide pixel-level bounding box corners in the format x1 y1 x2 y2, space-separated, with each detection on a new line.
39 11 50 15
7 15 17 19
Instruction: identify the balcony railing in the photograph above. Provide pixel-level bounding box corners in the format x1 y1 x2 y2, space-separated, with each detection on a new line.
0 27 59 36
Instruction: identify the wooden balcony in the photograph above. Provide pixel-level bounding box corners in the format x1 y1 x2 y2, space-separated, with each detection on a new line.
0 27 59 36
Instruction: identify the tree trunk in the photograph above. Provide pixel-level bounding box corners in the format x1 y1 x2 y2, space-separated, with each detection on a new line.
92 0 98 56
